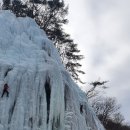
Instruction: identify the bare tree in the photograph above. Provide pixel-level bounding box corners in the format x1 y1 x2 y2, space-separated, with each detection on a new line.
113 113 124 124
91 97 120 126
86 80 108 99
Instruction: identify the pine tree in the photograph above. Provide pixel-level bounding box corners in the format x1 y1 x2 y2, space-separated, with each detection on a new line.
2 0 10 10
8 0 85 83
11 0 28 17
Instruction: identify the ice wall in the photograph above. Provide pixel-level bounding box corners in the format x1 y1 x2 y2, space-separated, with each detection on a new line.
0 11 105 130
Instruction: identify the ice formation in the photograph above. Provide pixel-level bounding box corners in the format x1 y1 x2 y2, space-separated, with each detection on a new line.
0 11 105 130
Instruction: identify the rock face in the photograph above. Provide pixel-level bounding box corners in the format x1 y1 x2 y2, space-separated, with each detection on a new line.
0 11 105 130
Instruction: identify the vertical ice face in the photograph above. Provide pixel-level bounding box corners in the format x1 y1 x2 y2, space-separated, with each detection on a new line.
0 11 105 130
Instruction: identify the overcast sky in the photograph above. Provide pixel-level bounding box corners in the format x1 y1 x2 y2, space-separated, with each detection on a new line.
65 0 130 123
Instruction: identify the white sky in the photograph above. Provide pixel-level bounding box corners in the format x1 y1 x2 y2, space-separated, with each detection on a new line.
65 0 130 123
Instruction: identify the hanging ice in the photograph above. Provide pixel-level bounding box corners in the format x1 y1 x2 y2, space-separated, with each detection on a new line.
0 11 105 130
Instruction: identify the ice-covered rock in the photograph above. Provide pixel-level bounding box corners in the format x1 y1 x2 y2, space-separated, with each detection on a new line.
0 10 105 130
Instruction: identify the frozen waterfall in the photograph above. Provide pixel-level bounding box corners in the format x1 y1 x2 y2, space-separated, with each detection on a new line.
0 11 105 130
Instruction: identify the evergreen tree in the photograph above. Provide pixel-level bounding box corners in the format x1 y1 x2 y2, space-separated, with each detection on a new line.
8 0 85 83
2 0 10 10
11 0 28 17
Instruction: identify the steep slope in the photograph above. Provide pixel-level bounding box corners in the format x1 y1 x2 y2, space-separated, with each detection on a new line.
0 11 105 130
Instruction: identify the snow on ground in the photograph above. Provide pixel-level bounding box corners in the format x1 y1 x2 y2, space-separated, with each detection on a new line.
0 10 105 130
